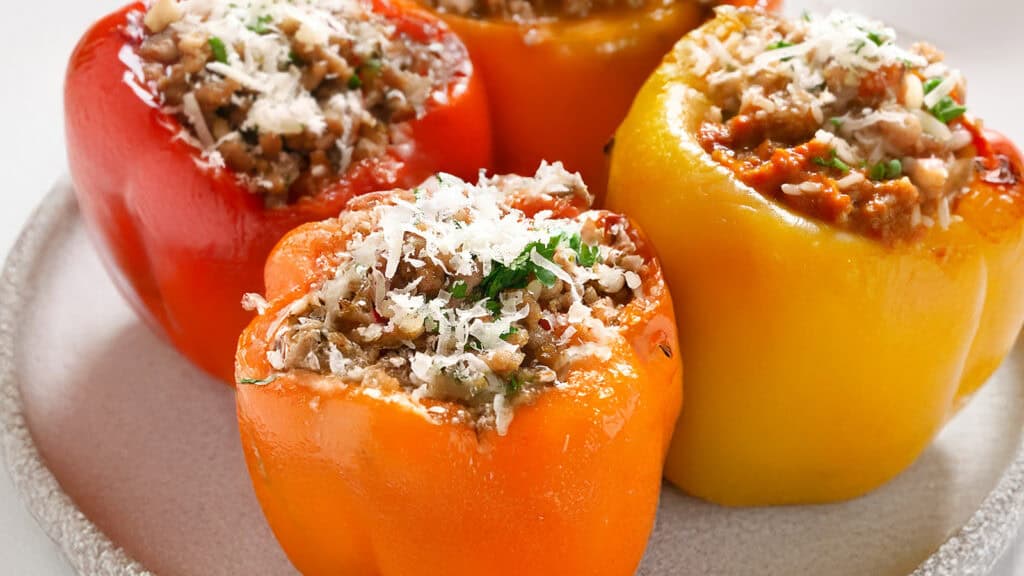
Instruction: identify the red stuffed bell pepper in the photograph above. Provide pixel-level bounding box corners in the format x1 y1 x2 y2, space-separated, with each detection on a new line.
65 0 492 382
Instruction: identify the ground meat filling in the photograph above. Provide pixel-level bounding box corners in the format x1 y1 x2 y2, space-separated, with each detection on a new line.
424 0 721 24
131 0 465 206
687 8 1020 241
257 163 648 434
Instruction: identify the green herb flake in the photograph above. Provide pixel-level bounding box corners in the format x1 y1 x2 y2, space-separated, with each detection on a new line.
930 96 967 124
767 40 794 50
478 233 568 298
505 374 523 396
208 36 228 64
868 159 903 181
450 281 468 299
568 232 600 268
485 299 503 317
500 325 519 341
866 31 885 46
347 74 363 90
923 77 943 94
239 375 278 386
830 117 844 128
248 14 273 34
812 149 850 173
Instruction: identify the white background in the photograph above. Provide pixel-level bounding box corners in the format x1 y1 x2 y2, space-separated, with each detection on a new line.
0 0 1021 574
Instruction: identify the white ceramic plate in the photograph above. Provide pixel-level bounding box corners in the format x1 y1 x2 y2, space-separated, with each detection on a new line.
3 0 1024 574
2 180 1023 576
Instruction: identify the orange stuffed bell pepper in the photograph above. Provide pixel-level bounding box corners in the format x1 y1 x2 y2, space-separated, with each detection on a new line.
65 0 491 382
607 8 1024 506
415 0 779 202
235 163 682 576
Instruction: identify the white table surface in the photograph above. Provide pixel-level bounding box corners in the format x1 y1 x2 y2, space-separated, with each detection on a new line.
0 0 1021 574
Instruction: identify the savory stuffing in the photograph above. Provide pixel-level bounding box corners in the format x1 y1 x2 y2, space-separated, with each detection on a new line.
687 8 1020 241
127 0 467 206
424 0 721 24
248 163 648 434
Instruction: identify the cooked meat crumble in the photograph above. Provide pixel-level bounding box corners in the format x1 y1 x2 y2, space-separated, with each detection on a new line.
251 163 649 434
686 8 1020 241
128 0 466 206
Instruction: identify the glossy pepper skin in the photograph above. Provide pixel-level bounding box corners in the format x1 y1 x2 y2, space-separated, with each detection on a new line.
426 0 778 203
235 192 682 576
606 29 1024 506
65 1 492 383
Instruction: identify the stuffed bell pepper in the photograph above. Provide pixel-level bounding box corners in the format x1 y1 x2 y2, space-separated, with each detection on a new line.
416 0 779 201
235 163 682 575
65 0 492 382
607 8 1024 505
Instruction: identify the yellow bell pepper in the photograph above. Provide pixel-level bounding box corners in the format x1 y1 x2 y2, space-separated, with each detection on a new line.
606 11 1024 506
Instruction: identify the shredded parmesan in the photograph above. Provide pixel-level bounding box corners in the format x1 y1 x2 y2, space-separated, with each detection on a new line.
263 163 647 434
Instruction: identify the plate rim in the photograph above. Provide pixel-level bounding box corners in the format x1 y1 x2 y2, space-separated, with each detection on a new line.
1 180 1022 576
0 179 149 575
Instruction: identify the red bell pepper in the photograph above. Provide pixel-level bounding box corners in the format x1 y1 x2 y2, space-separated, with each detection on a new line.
65 0 492 382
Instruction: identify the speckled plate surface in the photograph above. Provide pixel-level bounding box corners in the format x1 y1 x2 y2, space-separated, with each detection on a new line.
2 179 1024 576
5 0 1024 572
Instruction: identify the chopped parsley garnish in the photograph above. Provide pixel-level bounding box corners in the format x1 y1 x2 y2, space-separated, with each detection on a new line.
768 40 794 50
866 31 885 46
248 14 273 34
505 374 523 396
923 77 943 94
568 232 600 268
500 326 519 341
869 159 903 181
450 281 468 299
238 375 278 386
208 36 228 64
347 74 363 90
485 299 503 317
930 96 966 124
813 149 850 173
830 117 844 128
479 234 564 297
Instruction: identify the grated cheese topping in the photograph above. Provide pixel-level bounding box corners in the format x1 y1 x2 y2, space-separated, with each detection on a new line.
686 8 1002 241
255 163 649 434
130 0 466 205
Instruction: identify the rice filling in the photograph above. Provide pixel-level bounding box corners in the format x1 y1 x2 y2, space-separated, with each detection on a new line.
256 163 649 434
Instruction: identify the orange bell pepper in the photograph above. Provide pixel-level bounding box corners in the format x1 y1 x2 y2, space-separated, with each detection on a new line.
424 0 779 202
235 176 682 575
607 11 1024 505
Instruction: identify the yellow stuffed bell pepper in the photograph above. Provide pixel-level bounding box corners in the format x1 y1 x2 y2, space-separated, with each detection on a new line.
607 7 1024 506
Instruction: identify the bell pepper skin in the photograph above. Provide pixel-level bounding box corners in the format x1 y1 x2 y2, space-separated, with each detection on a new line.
235 192 683 576
606 32 1024 506
428 0 778 203
65 1 492 383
